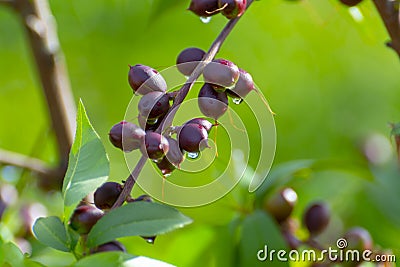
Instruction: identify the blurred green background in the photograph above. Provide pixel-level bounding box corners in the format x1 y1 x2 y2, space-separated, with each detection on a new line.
0 0 399 266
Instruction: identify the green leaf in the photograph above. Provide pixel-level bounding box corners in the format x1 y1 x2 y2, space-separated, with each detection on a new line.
0 242 24 267
62 100 109 220
33 216 70 252
86 202 192 247
239 210 289 267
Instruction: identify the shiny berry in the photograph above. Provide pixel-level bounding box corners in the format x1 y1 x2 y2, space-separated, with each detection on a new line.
264 188 298 223
203 59 239 89
94 182 123 210
70 205 103 234
227 68 254 99
178 123 209 153
128 64 167 95
90 241 126 254
156 156 176 176
138 92 170 120
188 0 220 17
339 0 363 6
218 0 246 19
176 47 206 76
198 83 228 120
185 118 213 133
140 132 169 160
109 121 145 152
135 195 153 202
344 227 373 251
303 202 330 236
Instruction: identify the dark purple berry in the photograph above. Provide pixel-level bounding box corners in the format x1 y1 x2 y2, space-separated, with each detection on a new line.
198 83 228 120
339 0 363 6
176 47 206 76
156 156 176 176
134 195 153 202
156 138 184 175
203 59 239 89
90 241 126 254
185 118 213 133
109 121 145 152
264 188 298 223
344 227 373 251
178 123 209 153
303 202 330 236
140 132 169 160
70 205 104 235
218 0 246 19
128 64 167 95
94 182 123 210
188 0 220 17
227 68 254 99
138 92 170 120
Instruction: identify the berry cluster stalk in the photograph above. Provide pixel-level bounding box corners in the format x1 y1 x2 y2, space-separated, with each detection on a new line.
111 0 255 209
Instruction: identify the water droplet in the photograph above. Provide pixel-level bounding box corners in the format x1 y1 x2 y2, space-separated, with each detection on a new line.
152 158 162 163
147 118 158 125
187 152 199 159
233 98 243 105
162 172 172 177
142 236 156 244
200 16 211 24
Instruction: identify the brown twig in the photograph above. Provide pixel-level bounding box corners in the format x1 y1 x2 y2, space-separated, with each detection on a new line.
372 0 400 58
0 149 52 177
111 0 255 209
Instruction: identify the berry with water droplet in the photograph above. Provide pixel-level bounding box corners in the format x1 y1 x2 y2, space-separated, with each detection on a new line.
227 68 254 99
218 0 246 19
109 121 145 152
140 132 169 160
94 182 123 210
156 137 184 175
185 118 213 133
203 59 239 89
178 123 209 153
176 47 206 76
128 64 167 95
264 188 298 223
303 202 330 236
339 0 363 7
69 205 103 235
90 241 126 254
138 92 170 120
188 0 220 17
198 83 228 120
344 227 373 251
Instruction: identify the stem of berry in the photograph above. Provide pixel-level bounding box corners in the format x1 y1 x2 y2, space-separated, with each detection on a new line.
111 0 255 209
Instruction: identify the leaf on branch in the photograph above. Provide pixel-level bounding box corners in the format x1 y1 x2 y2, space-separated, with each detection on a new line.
86 201 192 247
32 216 70 252
62 100 109 221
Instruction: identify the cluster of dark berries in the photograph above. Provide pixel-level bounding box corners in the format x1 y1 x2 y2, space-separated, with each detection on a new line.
108 45 256 176
339 0 363 7
68 181 155 254
263 188 376 266
188 0 247 20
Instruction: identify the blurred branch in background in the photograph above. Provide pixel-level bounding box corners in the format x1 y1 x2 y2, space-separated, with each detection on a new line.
372 0 400 58
0 149 51 177
0 0 76 189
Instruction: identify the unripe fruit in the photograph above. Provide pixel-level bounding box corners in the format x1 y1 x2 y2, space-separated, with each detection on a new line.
339 0 363 7
90 241 126 254
185 118 213 133
140 132 169 160
70 205 103 234
303 202 330 236
138 92 170 120
128 64 167 95
109 121 145 152
188 0 220 17
176 47 206 76
227 68 254 99
94 182 123 210
344 227 373 251
178 123 209 153
198 83 229 120
264 188 298 223
218 0 246 19
203 59 239 89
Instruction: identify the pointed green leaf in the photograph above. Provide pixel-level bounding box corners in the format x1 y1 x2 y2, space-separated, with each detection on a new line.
72 252 135 267
33 216 70 252
87 202 192 247
0 242 24 267
62 100 109 220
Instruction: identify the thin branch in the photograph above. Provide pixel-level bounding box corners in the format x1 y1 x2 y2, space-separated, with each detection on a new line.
13 0 76 170
112 0 255 209
372 0 400 58
0 0 14 8
0 149 52 177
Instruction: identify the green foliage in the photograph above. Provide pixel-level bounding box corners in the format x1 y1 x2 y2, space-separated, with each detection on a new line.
33 216 70 252
87 201 193 247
